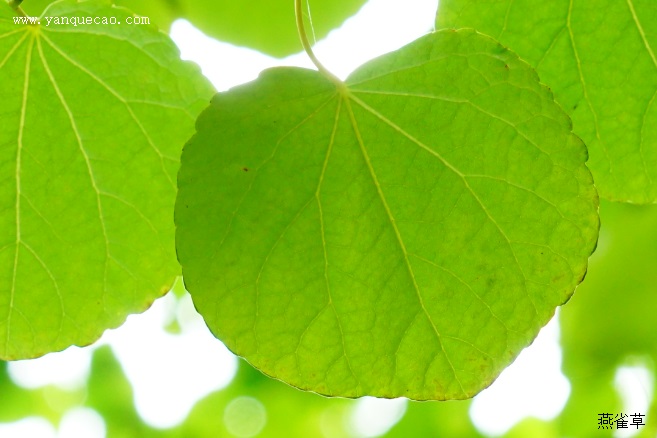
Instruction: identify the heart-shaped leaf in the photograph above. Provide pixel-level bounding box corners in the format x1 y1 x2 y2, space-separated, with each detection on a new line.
176 29 599 399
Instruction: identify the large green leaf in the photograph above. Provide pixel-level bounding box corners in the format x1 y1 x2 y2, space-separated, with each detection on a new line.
0 0 214 360
21 0 367 57
437 0 657 203
176 29 599 400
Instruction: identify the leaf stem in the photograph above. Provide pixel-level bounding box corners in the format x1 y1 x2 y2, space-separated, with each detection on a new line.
8 0 27 17
294 0 341 85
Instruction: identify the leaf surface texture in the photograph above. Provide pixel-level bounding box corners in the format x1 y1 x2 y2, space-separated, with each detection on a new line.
0 0 214 359
438 0 657 202
176 29 599 399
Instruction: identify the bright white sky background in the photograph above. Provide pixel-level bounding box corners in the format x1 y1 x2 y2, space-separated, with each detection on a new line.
1 0 651 437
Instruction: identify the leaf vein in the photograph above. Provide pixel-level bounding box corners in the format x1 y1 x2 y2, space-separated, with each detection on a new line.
36 37 111 315
347 52 510 88
638 88 657 186
212 95 337 259
314 97 361 394
344 94 467 397
351 89 554 159
0 30 28 70
41 34 177 187
5 34 33 355
21 242 65 345
498 0 516 39
252 196 315 354
409 252 515 337
347 92 538 318
567 0 614 181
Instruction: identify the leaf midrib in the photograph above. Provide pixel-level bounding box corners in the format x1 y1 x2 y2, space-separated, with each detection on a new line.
5 30 33 356
341 90 467 397
344 89 537 313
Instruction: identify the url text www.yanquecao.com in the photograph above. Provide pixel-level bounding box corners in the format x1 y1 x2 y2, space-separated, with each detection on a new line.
13 15 151 26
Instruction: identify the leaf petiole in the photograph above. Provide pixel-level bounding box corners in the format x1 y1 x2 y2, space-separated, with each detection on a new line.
7 0 27 18
294 0 342 85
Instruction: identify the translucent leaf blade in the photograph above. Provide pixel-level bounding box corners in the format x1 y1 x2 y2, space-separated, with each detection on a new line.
0 0 214 359
437 0 657 203
176 29 598 399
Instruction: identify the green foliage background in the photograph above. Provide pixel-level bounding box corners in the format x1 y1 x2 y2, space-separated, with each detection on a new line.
2 0 657 435
2 199 653 436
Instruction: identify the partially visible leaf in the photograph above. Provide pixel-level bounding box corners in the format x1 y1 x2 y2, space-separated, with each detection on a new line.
22 0 367 57
504 418 559 438
561 202 657 359
112 0 180 31
0 0 214 359
437 0 657 203
0 362 52 422
176 29 599 400
385 399 483 437
178 0 367 57
176 360 355 437
559 201 657 436
86 346 170 437
18 0 59 16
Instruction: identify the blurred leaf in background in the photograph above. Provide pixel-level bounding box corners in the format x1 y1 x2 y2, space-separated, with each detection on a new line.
23 0 368 56
0 319 483 437
559 201 657 438
86 346 163 438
